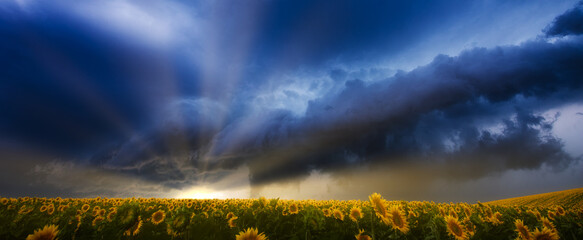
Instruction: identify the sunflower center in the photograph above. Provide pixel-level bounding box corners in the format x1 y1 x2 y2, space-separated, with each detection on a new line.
449 221 463 236
393 215 403 227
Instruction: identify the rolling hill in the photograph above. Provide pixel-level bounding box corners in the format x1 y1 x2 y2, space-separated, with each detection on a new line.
486 187 583 209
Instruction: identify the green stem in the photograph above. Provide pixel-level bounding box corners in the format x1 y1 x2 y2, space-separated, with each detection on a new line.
371 211 375 240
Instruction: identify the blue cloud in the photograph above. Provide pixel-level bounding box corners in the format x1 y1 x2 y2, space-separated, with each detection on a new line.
545 1 583 37
1 0 582 196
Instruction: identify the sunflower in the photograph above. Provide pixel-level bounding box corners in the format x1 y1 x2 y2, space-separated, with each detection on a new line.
81 204 90 213
107 210 116 222
333 209 345 221
388 205 409 234
18 205 33 215
120 208 137 226
547 211 556 220
40 205 47 213
92 216 105 226
369 193 388 220
259 197 268 207
226 212 235 219
289 203 299 214
463 206 472 218
515 219 532 240
229 216 238 228
487 212 504 226
444 215 466 240
540 217 556 232
354 229 372 240
124 216 143 236
449 209 458 219
555 206 565 216
151 210 166 225
236 227 268 240
47 206 55 215
58 205 68 212
439 207 447 217
532 227 559 240
322 208 332 217
485 208 493 218
167 211 190 237
350 207 363 222
26 224 59 240
464 219 476 238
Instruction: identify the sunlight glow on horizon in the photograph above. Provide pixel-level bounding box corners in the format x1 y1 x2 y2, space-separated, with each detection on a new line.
174 186 250 199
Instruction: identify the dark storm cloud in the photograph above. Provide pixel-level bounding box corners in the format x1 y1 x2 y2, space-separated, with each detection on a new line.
544 1 583 37
0 2 199 155
241 37 583 185
27 27 583 191
1 0 582 197
111 34 583 187
199 0 473 86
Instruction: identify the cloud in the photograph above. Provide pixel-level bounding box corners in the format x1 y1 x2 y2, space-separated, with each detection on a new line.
544 1 583 37
74 32 583 193
0 2 196 153
2 0 583 199
239 36 583 185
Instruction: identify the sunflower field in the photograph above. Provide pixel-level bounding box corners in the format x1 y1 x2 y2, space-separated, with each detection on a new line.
1 193 582 240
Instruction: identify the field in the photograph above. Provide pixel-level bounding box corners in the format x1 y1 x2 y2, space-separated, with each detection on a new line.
486 188 583 209
1 192 582 240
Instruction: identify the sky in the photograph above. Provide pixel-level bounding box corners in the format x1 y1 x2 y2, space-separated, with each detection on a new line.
1 0 582 202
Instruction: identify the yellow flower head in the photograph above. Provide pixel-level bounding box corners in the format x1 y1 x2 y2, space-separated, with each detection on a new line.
151 210 166 225
532 227 559 240
81 204 90 213
444 215 466 240
515 219 532 240
107 210 116 222
355 229 372 240
289 203 299 214
389 205 409 234
236 227 268 240
47 206 55 215
124 216 143 236
369 193 388 219
555 206 565 216
487 212 504 226
26 224 59 240
92 216 105 226
259 197 268 207
322 208 332 217
541 217 556 232
463 206 472 218
350 207 363 222
333 209 345 221
229 216 238 228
